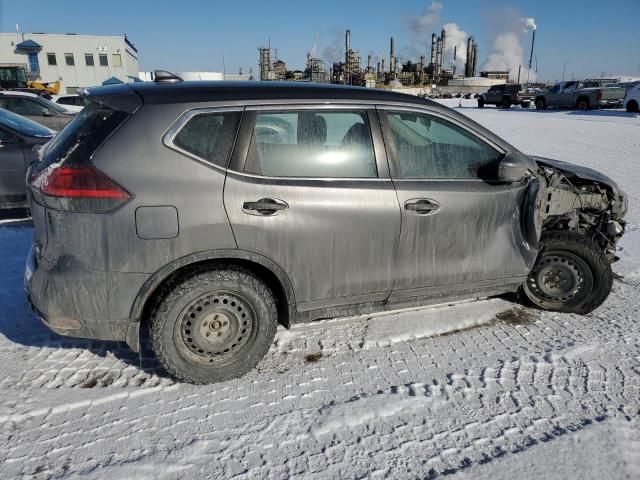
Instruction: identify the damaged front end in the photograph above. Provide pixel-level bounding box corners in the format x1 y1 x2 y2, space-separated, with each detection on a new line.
533 157 627 261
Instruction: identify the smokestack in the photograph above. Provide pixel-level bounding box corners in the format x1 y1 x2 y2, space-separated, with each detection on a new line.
528 29 536 70
345 29 351 85
435 36 442 76
439 28 446 74
389 37 395 76
367 54 372 71
471 43 478 77
465 37 473 77
430 33 436 67
453 45 457 61
381 58 385 75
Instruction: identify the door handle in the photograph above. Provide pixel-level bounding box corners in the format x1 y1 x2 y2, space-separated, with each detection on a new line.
404 199 440 215
242 198 288 216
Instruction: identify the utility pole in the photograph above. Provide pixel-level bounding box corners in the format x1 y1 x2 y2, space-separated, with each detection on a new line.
562 58 571 81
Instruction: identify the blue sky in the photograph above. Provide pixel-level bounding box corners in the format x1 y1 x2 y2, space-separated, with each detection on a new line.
1 0 639 81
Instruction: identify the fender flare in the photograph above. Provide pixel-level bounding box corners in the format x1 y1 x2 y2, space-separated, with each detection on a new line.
128 248 296 324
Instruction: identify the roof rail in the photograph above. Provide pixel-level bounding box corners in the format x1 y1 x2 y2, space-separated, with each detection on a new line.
154 70 183 83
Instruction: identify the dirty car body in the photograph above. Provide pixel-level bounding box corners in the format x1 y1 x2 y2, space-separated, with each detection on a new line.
24 80 627 383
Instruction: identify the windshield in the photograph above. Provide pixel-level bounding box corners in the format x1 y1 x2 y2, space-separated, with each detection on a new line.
37 96 70 114
0 107 53 137
42 101 129 167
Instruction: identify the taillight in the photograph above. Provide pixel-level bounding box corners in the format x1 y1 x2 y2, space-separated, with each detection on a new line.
33 165 130 199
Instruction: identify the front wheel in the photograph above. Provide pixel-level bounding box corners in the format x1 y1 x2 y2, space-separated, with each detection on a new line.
627 100 639 113
522 231 613 314
477 98 485 108
150 267 278 384
535 99 546 110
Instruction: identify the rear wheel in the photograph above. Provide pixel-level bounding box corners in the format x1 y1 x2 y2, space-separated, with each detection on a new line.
577 98 590 111
535 98 546 110
150 267 277 384
521 101 531 109
522 231 612 314
627 100 639 112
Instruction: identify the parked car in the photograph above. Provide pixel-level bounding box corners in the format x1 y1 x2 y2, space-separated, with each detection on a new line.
51 94 90 112
535 80 625 110
623 83 640 113
25 78 627 384
477 84 533 108
0 108 54 208
0 91 76 130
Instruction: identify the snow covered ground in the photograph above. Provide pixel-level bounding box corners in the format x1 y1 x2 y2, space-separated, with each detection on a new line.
1 103 639 479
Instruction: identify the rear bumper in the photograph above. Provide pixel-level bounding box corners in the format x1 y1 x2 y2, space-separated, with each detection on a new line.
24 244 144 345
598 99 623 107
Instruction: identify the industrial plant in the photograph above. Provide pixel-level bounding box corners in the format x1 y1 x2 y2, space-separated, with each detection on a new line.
257 28 515 94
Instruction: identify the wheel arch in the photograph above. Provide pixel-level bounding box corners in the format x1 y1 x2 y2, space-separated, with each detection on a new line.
126 249 296 351
576 96 590 108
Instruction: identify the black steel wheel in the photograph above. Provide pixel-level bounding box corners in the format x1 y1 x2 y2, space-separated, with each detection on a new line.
522 231 613 314
176 291 255 365
150 267 277 384
525 251 593 310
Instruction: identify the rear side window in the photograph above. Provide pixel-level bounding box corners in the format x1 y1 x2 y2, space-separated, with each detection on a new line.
42 102 129 168
171 111 242 168
244 109 377 178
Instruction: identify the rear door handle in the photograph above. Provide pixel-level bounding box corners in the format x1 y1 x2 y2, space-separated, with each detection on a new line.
404 199 440 215
242 198 288 216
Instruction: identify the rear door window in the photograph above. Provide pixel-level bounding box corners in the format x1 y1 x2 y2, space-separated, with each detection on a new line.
244 109 377 178
171 111 242 168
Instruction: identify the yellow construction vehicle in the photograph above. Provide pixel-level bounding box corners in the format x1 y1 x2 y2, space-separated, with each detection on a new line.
26 80 61 95
0 65 60 96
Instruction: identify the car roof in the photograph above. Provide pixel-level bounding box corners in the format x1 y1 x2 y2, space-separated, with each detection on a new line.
0 90 40 98
89 81 441 108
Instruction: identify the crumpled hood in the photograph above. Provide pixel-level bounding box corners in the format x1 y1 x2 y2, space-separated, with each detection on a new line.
532 156 621 195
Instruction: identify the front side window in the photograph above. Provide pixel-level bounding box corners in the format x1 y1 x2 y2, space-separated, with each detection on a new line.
47 53 57 65
171 111 242 168
85 53 94 66
65 53 75 66
99 54 108 66
244 109 377 178
385 111 501 179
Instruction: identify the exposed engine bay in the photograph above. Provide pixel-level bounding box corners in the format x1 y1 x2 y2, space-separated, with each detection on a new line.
534 159 627 261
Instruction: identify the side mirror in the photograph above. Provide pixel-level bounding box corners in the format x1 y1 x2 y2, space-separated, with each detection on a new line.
42 109 53 117
496 152 534 183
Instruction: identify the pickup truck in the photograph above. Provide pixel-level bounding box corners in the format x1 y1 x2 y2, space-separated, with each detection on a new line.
535 80 625 111
477 84 534 108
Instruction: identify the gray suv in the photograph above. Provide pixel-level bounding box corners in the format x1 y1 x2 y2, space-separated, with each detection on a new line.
25 76 627 383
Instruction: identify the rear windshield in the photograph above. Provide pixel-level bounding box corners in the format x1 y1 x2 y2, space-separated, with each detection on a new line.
0 107 53 137
42 102 129 167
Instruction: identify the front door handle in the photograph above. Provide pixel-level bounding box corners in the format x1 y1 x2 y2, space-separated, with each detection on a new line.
404 199 440 215
242 198 288 216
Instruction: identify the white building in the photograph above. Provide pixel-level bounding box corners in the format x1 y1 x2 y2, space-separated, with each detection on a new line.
0 32 139 93
139 71 252 82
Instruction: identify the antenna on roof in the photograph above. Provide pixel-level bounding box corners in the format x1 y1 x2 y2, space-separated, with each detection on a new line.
154 70 183 83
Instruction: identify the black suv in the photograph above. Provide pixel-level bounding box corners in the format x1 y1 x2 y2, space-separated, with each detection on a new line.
477 84 534 108
25 76 627 383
